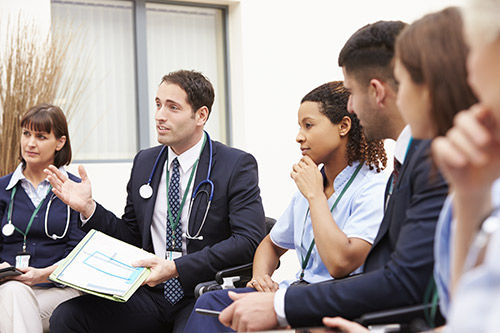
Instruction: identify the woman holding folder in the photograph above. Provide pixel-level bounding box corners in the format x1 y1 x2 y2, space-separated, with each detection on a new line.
0 104 85 333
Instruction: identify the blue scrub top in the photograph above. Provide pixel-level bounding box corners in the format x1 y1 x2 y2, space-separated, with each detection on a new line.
270 161 389 288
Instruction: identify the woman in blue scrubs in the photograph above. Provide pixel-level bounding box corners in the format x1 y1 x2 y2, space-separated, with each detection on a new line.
0 104 86 333
184 81 389 332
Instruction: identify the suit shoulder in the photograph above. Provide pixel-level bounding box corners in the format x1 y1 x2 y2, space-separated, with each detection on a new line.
213 141 255 160
135 145 164 162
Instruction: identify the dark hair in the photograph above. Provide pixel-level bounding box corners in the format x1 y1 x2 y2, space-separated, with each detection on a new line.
338 21 407 88
301 81 387 172
19 103 72 167
161 70 215 116
396 7 478 136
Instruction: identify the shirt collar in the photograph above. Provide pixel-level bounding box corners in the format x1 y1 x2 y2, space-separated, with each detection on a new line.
6 163 68 190
394 125 412 164
167 134 205 173
333 161 362 192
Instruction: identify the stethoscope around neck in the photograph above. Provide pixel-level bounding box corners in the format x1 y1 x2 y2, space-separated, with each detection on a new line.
139 131 214 241
2 186 70 241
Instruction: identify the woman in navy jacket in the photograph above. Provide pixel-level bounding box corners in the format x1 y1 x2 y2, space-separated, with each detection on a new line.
0 104 85 333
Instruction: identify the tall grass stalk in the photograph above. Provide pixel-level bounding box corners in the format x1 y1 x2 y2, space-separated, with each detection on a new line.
0 15 87 176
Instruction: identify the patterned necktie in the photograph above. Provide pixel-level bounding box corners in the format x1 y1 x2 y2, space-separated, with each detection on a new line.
392 157 402 188
164 158 184 305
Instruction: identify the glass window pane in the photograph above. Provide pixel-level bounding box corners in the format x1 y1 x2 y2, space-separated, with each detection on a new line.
51 0 137 160
145 3 226 146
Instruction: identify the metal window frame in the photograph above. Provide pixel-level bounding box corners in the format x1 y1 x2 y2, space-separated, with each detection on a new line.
57 0 232 163
134 0 232 152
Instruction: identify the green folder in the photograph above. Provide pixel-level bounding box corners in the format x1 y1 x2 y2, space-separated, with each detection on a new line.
50 229 151 302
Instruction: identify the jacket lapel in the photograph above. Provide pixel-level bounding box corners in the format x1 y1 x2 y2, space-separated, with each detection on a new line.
144 147 168 236
370 139 420 249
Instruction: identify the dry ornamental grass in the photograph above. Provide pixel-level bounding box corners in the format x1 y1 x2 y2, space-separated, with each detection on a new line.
0 15 87 176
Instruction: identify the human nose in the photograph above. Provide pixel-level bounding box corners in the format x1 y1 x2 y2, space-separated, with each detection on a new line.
27 135 36 147
155 105 167 121
296 130 304 143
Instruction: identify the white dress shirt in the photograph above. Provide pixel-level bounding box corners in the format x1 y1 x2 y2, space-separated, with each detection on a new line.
7 163 68 207
151 136 205 257
82 135 205 259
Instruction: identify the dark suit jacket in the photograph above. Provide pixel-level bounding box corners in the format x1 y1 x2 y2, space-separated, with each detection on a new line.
284 140 448 327
81 139 266 297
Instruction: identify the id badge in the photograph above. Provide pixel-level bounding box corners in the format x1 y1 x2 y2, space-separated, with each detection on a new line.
15 252 31 269
166 251 182 261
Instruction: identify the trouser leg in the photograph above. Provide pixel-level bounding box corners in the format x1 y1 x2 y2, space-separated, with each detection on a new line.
183 287 255 333
50 286 169 333
32 286 82 332
0 280 43 333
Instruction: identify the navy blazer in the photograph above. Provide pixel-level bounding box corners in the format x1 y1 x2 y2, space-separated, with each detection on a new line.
284 140 449 327
0 172 86 274
82 139 266 297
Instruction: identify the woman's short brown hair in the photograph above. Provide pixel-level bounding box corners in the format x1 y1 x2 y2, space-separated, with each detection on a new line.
395 7 478 136
19 103 72 168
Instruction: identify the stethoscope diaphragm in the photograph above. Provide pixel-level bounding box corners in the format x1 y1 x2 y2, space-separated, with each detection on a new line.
2 223 15 237
139 184 153 199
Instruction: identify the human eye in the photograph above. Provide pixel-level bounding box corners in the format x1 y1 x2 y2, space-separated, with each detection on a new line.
305 122 313 129
170 104 180 111
22 130 30 136
37 134 47 140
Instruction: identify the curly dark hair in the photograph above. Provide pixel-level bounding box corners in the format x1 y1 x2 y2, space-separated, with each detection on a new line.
301 81 387 172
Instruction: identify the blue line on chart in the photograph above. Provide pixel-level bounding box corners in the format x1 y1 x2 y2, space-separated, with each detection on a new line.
83 251 142 283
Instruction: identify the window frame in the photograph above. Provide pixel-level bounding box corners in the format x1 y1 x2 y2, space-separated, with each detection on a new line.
58 0 232 163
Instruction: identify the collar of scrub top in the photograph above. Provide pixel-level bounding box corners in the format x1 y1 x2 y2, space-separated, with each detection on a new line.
6 163 68 191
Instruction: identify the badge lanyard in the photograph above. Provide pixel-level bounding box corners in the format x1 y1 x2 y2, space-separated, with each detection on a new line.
6 185 53 268
299 163 363 280
165 135 207 249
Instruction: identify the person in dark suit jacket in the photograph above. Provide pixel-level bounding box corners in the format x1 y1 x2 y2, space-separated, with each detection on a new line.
216 21 452 332
46 70 266 333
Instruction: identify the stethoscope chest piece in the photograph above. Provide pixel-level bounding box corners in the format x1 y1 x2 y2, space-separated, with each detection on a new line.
139 184 153 199
2 223 15 237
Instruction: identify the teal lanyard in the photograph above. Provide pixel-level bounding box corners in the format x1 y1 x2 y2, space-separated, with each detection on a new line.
165 134 207 247
7 184 53 252
299 163 363 280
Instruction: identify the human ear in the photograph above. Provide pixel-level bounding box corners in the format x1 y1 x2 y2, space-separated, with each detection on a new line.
195 106 209 125
370 79 386 106
339 116 352 136
56 136 66 151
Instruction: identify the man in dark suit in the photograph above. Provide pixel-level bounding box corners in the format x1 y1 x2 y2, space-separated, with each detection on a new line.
217 21 449 331
46 70 266 332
